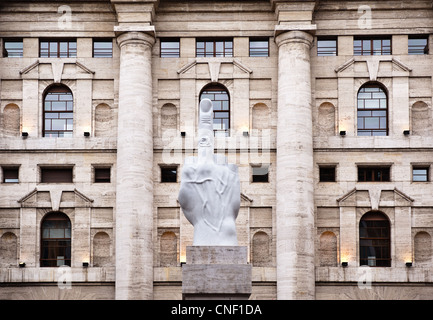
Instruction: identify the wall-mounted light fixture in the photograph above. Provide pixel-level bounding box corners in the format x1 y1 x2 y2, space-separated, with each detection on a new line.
405 262 413 267
84 132 90 137
180 262 186 267
181 131 186 137
82 262 89 267
19 262 26 268
339 130 346 136
21 132 28 138
243 131 249 137
342 262 348 267
403 130 410 136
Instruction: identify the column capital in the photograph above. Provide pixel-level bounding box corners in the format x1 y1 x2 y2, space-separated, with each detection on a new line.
274 28 315 48
115 26 156 48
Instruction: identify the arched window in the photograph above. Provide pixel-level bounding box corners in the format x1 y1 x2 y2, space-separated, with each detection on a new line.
40 212 71 267
43 85 73 137
359 211 390 267
357 83 388 136
199 84 230 137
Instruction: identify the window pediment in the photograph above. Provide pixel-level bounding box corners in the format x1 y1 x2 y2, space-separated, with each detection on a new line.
337 187 413 209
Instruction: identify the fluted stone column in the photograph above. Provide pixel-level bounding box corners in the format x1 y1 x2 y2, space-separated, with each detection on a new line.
115 31 155 300
275 30 315 299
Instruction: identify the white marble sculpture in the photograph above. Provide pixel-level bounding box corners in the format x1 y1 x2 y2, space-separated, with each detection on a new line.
178 99 240 246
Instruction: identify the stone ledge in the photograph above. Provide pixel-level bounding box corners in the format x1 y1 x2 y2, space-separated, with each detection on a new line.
0 267 115 283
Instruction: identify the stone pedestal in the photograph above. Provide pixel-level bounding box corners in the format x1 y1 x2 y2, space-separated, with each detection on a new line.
182 246 252 300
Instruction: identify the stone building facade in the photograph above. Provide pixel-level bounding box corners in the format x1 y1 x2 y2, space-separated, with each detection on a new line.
0 0 433 300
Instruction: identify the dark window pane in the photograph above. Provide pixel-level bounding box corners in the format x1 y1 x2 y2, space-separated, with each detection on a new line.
252 166 269 183
319 166 335 182
161 167 177 183
41 168 73 183
358 166 391 182
3 167 19 183
160 38 180 58
196 39 233 57
94 168 111 183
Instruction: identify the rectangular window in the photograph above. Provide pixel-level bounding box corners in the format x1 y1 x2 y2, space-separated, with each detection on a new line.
317 37 337 56
160 38 180 58
161 166 177 183
2 167 19 183
196 38 233 57
40 167 73 183
252 165 269 183
358 166 391 182
40 39 77 58
249 38 269 57
412 166 429 182
3 39 23 57
354 37 391 55
93 39 113 57
319 166 336 182
94 167 111 183
408 35 429 55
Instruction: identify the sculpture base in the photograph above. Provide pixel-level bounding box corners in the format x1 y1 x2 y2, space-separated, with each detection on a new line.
182 246 252 300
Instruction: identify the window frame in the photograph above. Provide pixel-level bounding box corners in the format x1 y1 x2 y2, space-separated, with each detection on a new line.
317 36 338 56
353 36 392 56
251 165 269 183
2 166 19 183
40 166 74 183
43 85 74 138
319 166 336 182
412 165 430 182
39 38 77 58
199 83 231 137
160 38 180 58
359 211 391 267
40 212 72 267
249 37 269 57
160 166 178 183
3 38 23 57
357 83 388 136
357 165 391 182
92 38 113 58
196 38 233 57
94 166 111 183
408 35 429 55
